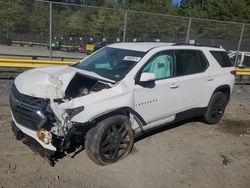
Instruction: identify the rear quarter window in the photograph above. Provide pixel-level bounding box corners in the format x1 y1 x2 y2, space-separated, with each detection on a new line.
210 51 233 67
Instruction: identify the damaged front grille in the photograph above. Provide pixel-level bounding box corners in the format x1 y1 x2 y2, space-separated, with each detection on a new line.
11 85 48 107
10 84 48 131
11 105 43 130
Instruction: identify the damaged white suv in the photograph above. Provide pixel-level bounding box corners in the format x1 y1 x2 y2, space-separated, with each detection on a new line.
10 43 235 165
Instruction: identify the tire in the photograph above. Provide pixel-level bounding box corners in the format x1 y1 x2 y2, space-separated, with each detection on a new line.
85 115 134 165
203 92 227 124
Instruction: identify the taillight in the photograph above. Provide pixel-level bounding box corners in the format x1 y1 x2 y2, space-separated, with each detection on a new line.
230 70 236 77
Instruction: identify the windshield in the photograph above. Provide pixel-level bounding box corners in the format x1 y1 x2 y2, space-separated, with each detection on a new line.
74 47 146 81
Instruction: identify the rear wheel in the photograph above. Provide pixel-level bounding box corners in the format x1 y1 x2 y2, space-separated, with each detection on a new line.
85 115 134 165
203 92 227 124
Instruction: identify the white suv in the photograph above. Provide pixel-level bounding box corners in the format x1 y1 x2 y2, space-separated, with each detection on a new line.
9 43 235 165
228 50 250 68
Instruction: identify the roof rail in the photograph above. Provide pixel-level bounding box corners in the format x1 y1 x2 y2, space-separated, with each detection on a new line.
172 43 222 49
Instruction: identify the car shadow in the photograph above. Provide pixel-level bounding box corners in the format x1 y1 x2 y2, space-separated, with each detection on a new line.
51 117 202 166
135 117 201 143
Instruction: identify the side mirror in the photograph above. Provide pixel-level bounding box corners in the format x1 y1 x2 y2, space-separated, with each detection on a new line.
140 72 156 82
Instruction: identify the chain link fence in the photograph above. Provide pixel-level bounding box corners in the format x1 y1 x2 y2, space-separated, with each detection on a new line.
126 11 189 43
242 24 250 51
0 0 249 61
52 3 125 44
189 19 243 51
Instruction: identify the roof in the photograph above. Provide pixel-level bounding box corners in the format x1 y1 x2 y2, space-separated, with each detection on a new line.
108 42 174 52
107 42 224 52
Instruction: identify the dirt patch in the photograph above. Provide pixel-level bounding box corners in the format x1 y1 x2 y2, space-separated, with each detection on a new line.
219 119 250 136
0 80 250 188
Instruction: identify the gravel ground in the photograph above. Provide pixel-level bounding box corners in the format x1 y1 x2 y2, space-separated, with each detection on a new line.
0 80 249 188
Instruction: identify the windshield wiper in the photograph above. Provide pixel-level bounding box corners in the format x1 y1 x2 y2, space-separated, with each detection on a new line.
70 61 80 67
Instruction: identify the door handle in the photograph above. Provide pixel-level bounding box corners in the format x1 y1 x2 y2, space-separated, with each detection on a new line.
170 84 179 89
207 76 214 81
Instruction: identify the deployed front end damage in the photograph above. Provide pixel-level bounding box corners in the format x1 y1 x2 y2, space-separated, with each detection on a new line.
9 70 113 165
9 45 147 166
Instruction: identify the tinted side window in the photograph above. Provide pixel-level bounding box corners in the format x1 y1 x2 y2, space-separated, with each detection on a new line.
210 51 233 67
175 50 208 76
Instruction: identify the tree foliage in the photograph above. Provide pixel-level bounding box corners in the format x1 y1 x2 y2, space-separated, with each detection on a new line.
0 0 249 41
180 0 250 23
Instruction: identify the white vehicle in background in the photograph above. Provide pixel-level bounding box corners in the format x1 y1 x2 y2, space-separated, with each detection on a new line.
228 50 250 68
9 43 235 166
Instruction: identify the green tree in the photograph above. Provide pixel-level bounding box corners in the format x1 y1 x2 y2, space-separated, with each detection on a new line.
179 0 250 23
0 0 34 33
89 9 124 38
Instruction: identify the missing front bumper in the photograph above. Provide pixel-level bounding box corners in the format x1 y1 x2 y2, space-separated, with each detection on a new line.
11 121 57 165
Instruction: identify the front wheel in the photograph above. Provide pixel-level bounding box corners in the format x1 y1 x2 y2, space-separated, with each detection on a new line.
203 92 227 124
85 115 134 165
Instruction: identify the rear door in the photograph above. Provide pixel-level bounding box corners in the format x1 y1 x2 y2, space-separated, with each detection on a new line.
173 50 210 111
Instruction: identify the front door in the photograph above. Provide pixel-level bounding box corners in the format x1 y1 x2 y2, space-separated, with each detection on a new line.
134 51 181 129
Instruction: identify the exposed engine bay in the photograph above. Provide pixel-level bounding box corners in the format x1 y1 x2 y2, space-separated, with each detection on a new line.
47 73 112 152
64 73 111 99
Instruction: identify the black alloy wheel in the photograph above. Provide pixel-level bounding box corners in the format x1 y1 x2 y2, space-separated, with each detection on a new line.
203 92 227 124
85 115 134 165
100 122 131 162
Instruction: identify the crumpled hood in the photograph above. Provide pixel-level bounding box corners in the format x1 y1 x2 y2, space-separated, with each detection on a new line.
14 65 114 99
